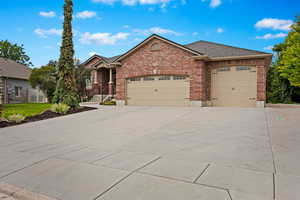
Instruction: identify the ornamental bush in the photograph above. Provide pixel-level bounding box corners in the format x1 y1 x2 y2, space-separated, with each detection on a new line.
50 103 70 114
7 114 25 123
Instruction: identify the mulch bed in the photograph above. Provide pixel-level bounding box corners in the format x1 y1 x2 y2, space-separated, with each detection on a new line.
0 106 97 128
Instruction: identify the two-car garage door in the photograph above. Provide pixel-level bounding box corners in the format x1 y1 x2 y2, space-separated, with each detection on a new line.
127 75 190 106
211 66 257 107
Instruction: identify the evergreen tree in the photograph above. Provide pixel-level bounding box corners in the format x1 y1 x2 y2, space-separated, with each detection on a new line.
53 0 79 108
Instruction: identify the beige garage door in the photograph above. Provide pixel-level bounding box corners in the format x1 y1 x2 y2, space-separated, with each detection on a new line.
127 75 190 106
211 66 257 107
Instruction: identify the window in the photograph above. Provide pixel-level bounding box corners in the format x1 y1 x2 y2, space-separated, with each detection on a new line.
129 77 141 82
173 75 186 80
151 43 160 51
144 76 155 81
159 75 171 80
236 66 251 71
217 67 231 72
15 86 22 97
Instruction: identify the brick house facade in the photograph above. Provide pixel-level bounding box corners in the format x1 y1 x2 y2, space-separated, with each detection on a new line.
83 34 272 107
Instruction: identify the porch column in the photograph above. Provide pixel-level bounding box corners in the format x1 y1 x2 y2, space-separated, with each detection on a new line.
94 69 98 84
108 67 113 96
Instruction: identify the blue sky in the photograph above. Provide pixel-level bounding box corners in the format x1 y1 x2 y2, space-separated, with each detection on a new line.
0 0 298 68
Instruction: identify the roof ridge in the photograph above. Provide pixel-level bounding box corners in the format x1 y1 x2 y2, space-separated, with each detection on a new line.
184 40 270 55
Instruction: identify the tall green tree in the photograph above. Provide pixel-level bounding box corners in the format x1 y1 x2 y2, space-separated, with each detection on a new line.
0 40 32 66
53 0 79 107
275 16 300 87
267 16 300 103
29 61 57 102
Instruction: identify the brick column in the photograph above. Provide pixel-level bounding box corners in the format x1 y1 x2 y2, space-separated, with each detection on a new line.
257 65 266 101
199 61 207 101
190 60 207 106
256 65 266 107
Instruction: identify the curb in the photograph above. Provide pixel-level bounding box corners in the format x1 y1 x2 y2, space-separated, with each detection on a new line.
266 103 300 108
0 183 58 200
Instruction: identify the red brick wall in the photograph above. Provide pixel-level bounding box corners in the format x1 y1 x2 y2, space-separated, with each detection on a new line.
206 58 268 101
116 38 207 102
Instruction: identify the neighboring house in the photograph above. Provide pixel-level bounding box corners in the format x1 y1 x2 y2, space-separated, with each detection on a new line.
0 58 47 104
83 34 272 107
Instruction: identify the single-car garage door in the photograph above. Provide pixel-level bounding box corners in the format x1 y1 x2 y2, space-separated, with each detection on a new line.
211 66 257 107
127 75 190 106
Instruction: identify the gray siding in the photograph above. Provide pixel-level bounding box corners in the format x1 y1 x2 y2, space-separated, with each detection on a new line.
4 78 47 104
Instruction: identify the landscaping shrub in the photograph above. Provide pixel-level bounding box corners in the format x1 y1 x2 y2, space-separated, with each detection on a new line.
7 114 25 123
100 101 116 106
50 103 70 114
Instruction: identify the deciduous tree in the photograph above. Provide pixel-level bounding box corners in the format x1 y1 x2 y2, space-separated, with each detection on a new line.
29 61 57 102
0 40 32 66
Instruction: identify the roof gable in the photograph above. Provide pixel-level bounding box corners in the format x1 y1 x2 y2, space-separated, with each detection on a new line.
115 34 204 62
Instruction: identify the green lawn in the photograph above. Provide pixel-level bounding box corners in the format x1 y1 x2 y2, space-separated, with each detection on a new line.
1 103 52 118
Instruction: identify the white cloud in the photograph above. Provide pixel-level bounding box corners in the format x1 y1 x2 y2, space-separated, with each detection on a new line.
255 18 293 31
139 0 171 5
80 32 130 45
217 28 224 33
92 0 117 4
93 0 171 5
122 0 137 5
210 0 221 8
264 46 274 50
123 25 130 28
89 52 98 56
192 32 198 36
34 28 62 38
39 11 56 18
150 27 182 35
76 11 97 19
256 33 287 40
133 27 182 36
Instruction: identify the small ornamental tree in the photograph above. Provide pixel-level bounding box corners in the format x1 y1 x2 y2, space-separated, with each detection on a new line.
29 60 57 103
53 0 79 108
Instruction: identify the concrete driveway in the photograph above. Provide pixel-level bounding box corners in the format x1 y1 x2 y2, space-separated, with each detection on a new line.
0 106 299 200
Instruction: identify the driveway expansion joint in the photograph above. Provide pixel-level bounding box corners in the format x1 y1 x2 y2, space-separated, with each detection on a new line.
264 110 277 174
226 189 233 200
135 168 231 195
93 156 162 200
0 158 51 180
193 163 210 183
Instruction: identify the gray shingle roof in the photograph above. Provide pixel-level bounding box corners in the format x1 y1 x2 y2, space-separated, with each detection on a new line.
103 55 122 63
184 40 269 58
0 58 31 80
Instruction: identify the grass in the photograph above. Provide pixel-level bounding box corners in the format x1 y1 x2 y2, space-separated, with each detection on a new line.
1 103 52 119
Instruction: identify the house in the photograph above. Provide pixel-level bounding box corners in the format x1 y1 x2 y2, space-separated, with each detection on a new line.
0 58 47 104
82 34 272 107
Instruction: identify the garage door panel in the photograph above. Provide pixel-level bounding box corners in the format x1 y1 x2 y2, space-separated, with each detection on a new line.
127 75 190 106
211 66 257 107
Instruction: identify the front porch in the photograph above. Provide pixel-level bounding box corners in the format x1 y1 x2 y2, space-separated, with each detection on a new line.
87 66 116 102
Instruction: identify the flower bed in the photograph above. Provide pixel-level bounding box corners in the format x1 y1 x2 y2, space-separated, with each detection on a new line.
0 106 96 128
